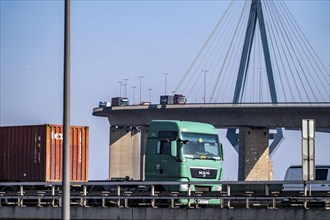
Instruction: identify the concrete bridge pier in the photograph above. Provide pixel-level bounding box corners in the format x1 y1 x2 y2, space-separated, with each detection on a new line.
238 127 272 181
109 126 148 180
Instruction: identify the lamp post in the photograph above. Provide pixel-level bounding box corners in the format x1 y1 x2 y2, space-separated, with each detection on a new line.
131 86 136 105
137 75 143 103
162 73 169 95
202 70 208 104
148 88 152 102
118 81 123 97
62 0 70 219
123 78 129 97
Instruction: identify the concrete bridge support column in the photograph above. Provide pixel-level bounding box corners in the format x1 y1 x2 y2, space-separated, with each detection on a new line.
238 127 272 181
109 126 147 180
139 126 148 180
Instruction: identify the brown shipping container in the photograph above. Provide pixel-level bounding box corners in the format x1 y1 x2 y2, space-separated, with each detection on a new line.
0 124 89 182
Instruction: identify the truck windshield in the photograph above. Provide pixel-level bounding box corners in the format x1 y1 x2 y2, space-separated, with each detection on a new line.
181 132 221 160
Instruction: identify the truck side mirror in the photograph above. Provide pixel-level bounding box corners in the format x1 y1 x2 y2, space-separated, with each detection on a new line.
220 143 224 160
171 141 177 158
178 138 189 144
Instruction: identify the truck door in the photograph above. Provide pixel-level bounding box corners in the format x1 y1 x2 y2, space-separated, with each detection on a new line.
156 139 178 180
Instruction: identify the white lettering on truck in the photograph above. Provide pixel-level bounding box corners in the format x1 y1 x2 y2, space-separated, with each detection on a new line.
199 170 210 177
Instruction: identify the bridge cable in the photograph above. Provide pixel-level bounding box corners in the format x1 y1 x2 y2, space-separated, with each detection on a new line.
268 1 296 102
225 7 250 102
263 1 290 102
174 0 235 96
274 3 310 102
206 1 245 103
271 0 328 102
204 3 242 103
185 1 238 102
189 2 238 102
276 1 319 102
212 2 247 103
269 1 304 101
281 1 329 77
209 0 249 103
278 0 330 101
266 0 302 102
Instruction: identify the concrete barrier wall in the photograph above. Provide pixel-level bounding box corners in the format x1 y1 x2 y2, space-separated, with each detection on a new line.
0 207 328 220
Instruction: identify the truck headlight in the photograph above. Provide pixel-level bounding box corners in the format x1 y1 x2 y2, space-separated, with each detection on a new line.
215 185 222 191
180 184 189 191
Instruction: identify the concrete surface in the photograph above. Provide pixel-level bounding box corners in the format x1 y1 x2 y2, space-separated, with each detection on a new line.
0 207 329 220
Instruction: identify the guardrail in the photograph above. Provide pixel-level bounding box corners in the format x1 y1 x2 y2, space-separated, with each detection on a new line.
0 181 329 209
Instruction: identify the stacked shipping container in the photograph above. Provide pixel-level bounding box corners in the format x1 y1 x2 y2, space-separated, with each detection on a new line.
0 124 89 182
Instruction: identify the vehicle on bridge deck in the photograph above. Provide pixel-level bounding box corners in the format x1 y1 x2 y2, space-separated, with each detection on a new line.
111 97 129 106
160 94 187 105
283 165 330 191
139 101 151 105
99 101 111 107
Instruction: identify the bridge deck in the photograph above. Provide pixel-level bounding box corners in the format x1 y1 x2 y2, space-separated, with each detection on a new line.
93 103 330 129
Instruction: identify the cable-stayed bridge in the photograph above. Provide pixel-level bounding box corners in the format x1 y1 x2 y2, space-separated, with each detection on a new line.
94 0 329 181
174 0 329 104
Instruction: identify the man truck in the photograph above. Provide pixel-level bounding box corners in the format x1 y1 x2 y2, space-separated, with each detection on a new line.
144 120 224 205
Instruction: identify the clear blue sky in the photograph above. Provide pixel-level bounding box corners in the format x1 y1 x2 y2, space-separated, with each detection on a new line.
1 0 329 180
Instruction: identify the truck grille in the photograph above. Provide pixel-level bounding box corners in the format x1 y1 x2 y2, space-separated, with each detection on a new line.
190 168 217 179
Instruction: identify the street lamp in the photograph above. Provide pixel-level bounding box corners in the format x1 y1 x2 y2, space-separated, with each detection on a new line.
202 70 208 104
162 73 169 95
148 88 152 102
118 81 123 97
123 78 129 97
137 75 143 103
131 86 136 104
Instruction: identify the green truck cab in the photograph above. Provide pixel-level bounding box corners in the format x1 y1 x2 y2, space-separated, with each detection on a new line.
145 120 224 204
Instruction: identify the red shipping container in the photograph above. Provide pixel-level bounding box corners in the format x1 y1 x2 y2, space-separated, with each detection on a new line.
0 124 89 182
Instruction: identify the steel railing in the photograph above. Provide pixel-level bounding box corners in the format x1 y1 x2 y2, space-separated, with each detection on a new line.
0 180 329 209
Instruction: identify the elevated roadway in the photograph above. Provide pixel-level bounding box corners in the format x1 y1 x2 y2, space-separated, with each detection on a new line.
93 103 330 130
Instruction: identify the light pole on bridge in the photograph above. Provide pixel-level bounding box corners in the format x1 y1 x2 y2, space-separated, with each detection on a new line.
123 78 129 97
202 70 208 104
118 81 123 97
162 72 169 95
148 88 152 103
138 75 143 103
131 86 136 105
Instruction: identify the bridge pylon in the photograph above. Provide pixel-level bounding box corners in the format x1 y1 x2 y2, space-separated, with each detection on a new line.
227 0 283 180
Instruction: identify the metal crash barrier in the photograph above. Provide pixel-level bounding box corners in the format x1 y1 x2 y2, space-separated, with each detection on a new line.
0 181 329 209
